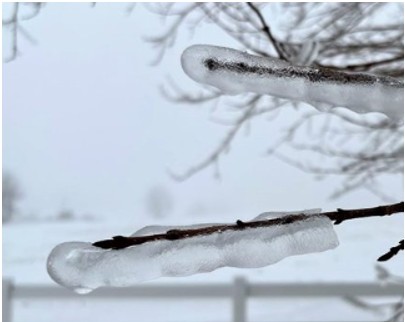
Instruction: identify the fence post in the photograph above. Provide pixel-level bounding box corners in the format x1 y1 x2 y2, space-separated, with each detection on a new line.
233 277 247 322
3 279 13 322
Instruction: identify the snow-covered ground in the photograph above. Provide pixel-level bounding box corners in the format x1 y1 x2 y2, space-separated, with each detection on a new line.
12 297 401 322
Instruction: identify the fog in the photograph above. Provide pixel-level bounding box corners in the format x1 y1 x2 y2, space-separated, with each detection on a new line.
4 3 401 223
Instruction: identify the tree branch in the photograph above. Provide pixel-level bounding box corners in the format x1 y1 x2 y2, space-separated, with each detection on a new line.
93 201 404 250
378 240 404 262
3 3 19 63
246 2 288 60
169 97 260 181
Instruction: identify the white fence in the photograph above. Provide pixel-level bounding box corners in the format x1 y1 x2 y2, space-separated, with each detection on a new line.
2 277 403 322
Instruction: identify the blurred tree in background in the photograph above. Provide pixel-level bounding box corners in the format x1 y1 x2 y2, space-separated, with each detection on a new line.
2 171 22 223
147 2 403 200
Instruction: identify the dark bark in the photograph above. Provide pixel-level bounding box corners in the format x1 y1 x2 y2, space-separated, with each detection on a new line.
93 201 404 251
378 240 404 261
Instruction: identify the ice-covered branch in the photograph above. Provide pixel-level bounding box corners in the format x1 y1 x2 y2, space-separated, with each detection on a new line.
48 209 338 293
91 201 404 249
149 3 403 194
148 3 403 75
47 202 402 292
181 45 404 121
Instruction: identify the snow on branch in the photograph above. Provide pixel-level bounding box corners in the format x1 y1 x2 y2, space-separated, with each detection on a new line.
181 45 404 121
47 202 403 293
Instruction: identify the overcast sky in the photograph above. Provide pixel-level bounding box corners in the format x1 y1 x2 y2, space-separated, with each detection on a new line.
3 3 403 223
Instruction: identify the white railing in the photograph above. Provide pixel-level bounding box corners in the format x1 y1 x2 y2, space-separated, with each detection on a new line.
2 277 403 322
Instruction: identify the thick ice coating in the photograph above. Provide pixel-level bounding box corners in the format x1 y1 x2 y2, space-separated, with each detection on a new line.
47 212 339 293
253 208 322 221
181 45 404 121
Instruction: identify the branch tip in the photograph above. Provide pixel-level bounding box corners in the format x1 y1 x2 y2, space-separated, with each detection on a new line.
377 240 404 262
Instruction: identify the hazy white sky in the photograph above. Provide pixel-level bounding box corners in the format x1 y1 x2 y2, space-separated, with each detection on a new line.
3 3 402 222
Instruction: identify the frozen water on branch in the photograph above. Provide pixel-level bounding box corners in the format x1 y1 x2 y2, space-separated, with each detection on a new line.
253 208 322 221
131 223 225 237
134 209 322 236
132 209 321 237
181 45 403 121
47 211 338 293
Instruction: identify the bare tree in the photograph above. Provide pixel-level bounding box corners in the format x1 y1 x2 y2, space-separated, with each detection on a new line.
2 171 22 223
146 2 404 200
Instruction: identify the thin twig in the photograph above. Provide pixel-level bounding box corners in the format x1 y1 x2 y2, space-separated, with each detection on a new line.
3 3 19 63
378 240 404 262
93 201 404 250
169 99 259 181
246 2 288 60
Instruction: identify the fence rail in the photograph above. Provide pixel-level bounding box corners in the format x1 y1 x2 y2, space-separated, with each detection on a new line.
3 277 403 322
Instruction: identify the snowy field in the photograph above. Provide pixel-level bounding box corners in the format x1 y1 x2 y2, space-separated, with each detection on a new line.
12 297 401 322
